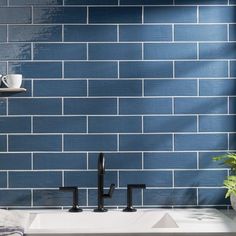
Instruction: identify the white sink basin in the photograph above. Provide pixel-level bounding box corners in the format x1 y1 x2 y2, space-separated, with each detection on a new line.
29 211 146 229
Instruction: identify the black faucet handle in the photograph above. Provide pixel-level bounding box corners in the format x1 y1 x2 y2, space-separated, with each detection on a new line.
59 186 83 212
128 184 146 190
123 184 146 212
104 184 115 198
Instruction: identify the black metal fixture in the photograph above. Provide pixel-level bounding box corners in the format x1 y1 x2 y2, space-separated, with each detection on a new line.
94 152 115 212
123 184 146 212
59 186 83 212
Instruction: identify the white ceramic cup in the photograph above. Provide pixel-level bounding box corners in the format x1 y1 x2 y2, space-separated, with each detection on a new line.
2 74 22 88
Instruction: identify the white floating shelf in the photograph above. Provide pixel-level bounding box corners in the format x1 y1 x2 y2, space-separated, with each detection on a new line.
0 88 27 92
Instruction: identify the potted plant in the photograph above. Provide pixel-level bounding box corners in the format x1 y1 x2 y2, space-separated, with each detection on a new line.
213 153 236 210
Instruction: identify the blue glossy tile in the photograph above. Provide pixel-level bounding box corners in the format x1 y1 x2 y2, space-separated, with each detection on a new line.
144 43 197 60
9 171 62 188
144 152 197 169
144 116 197 132
200 115 236 132
120 61 173 78
65 62 117 78
230 61 236 77
33 189 87 207
0 0 6 5
229 98 236 114
175 134 228 151
89 43 142 60
144 79 197 96
0 62 6 75
34 153 87 170
230 0 236 3
89 80 142 97
34 116 86 133
9 25 62 42
119 98 172 114
34 7 87 23
65 171 117 187
144 6 197 23
88 152 142 169
34 80 87 97
64 98 117 115
64 25 117 42
0 135 7 152
175 61 228 78
143 189 197 205
0 7 31 24
0 43 31 60
175 98 227 114
120 25 172 42
198 188 229 205
34 43 86 60
121 0 173 4
229 134 236 150
88 189 141 206
0 117 31 133
0 190 31 206
200 79 236 96
229 24 236 41
0 99 6 115
119 134 172 151
8 98 62 115
9 135 62 152
10 0 63 5
200 43 236 59
65 0 118 5
89 7 142 23
120 171 172 187
0 26 6 42
0 172 7 188
199 152 227 169
64 135 117 151
176 0 228 4
175 170 227 187
175 25 227 41
88 116 142 133
200 6 236 23
0 153 31 170
9 62 62 78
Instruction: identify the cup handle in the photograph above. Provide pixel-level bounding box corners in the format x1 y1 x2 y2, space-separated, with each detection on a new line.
1 76 8 88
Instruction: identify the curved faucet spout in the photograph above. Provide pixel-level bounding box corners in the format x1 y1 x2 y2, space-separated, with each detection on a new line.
98 152 105 175
94 152 115 212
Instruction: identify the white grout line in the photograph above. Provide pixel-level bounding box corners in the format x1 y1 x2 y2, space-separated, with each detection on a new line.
142 6 144 24
62 171 64 187
197 152 199 169
6 171 9 188
31 116 33 133
31 153 33 170
172 170 174 188
87 7 89 24
117 25 119 42
62 97 64 115
62 134 64 152
196 188 199 206
62 61 64 78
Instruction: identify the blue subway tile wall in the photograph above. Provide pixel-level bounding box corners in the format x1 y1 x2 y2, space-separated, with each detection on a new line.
0 1 234 209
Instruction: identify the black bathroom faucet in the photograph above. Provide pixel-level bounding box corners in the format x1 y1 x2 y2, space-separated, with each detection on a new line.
59 186 83 212
94 152 115 212
123 184 146 212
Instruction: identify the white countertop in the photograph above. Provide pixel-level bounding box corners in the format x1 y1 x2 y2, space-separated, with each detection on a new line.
22 208 236 235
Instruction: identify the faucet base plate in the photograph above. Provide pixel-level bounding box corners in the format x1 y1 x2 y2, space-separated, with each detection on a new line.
123 207 137 212
94 208 108 212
